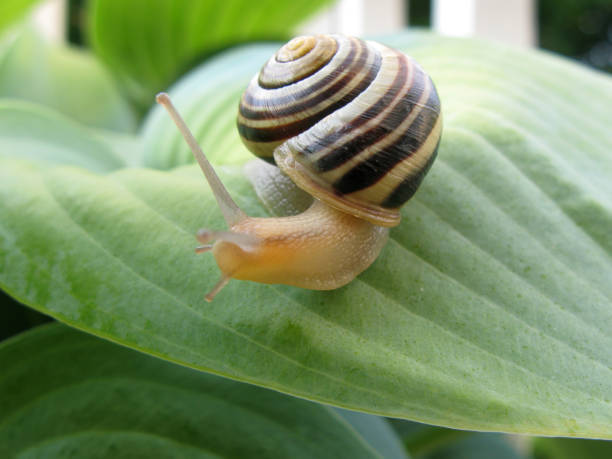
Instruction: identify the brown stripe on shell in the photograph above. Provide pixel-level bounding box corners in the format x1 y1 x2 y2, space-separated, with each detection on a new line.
311 53 415 171
237 40 382 144
239 38 374 119
240 36 350 114
258 35 338 89
381 135 441 208
240 39 355 115
332 82 441 195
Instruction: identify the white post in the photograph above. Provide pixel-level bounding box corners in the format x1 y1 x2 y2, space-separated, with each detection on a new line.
299 0 405 36
31 0 66 43
433 0 536 47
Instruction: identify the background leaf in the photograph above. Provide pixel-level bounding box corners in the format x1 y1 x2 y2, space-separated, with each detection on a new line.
389 420 473 457
389 419 526 459
533 437 612 459
336 409 409 459
140 44 274 169
1 32 612 438
0 323 394 458
0 290 49 341
0 0 40 34
0 100 125 172
421 434 525 459
88 0 333 110
0 28 136 132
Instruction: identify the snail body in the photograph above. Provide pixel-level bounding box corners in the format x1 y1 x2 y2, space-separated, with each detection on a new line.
157 34 441 301
210 200 388 290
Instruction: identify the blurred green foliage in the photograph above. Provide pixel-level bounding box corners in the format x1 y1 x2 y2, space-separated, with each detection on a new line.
408 0 612 73
539 0 611 73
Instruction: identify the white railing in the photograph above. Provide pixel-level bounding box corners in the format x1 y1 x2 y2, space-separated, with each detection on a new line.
299 0 405 36
433 0 535 47
301 0 536 48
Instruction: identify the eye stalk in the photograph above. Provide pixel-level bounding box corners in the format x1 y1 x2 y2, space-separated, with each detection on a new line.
155 93 245 228
156 92 250 301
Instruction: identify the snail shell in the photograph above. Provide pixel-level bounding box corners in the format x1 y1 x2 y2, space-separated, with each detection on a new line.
156 34 443 300
237 34 442 227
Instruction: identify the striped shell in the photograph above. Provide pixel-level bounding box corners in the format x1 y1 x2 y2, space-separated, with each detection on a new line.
237 35 442 227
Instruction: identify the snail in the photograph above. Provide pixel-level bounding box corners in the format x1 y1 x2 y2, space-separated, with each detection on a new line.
156 34 442 301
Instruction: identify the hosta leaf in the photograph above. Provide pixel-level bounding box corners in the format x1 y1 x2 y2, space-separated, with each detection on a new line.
88 0 332 109
421 434 524 459
0 28 136 132
1 32 612 438
389 419 524 459
91 128 143 168
336 409 408 459
0 0 40 34
533 437 612 459
388 420 472 457
0 290 49 341
140 44 274 169
0 324 392 458
0 100 125 172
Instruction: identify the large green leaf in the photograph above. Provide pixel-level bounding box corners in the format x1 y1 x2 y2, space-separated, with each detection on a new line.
88 0 332 109
1 32 612 438
0 323 395 458
0 29 136 132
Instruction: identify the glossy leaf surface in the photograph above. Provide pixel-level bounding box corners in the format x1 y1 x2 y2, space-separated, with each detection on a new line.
88 0 332 108
0 29 136 132
0 324 391 458
0 0 40 33
0 100 124 172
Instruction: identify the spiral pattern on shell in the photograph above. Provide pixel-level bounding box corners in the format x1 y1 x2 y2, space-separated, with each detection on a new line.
237 35 442 227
